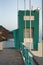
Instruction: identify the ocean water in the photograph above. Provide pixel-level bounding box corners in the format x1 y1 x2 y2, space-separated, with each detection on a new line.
4 39 15 48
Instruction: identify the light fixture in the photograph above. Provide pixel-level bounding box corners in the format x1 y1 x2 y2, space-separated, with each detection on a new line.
36 7 40 11
37 7 40 10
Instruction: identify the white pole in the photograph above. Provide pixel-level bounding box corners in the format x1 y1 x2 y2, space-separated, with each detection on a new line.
17 0 19 29
29 0 32 50
29 0 32 39
24 0 26 45
17 0 18 12
24 0 26 29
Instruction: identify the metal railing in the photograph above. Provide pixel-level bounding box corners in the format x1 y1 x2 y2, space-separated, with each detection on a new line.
20 43 40 65
20 43 34 65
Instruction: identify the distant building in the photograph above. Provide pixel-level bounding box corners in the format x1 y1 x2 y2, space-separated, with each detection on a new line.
0 25 13 41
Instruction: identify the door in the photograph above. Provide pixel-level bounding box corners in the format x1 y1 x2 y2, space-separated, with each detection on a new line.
24 28 33 49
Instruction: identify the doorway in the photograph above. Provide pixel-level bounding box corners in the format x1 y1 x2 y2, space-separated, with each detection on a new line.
24 28 33 49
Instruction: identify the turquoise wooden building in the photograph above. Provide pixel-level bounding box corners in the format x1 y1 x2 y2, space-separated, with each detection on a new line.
13 10 39 50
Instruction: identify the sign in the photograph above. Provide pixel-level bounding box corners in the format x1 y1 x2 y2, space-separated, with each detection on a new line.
24 16 34 20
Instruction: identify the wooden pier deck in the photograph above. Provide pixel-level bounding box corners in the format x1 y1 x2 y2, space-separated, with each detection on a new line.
0 48 25 65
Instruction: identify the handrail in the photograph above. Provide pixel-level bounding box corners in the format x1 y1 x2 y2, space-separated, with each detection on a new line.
20 43 34 56
20 43 33 65
20 43 39 65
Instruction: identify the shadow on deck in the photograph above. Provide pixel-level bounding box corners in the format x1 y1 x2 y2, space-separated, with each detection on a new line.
0 48 25 65
33 56 43 65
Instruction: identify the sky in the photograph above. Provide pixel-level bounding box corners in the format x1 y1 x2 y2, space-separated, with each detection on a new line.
0 0 42 42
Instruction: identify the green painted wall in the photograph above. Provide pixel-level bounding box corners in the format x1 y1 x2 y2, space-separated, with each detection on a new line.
13 29 20 49
18 10 39 50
